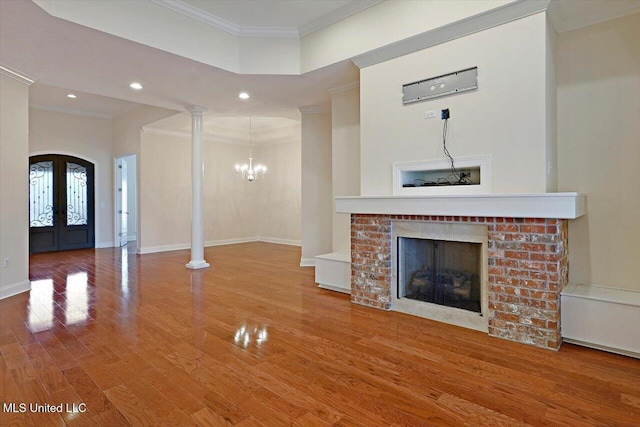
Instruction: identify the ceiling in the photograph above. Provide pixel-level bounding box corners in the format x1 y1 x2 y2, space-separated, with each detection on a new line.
3 0 640 135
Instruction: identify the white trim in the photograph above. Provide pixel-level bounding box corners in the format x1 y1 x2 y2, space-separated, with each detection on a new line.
239 26 299 38
259 237 302 246
150 0 299 38
562 338 639 360
393 155 491 196
0 65 35 85
186 260 210 269
336 193 586 219
327 81 360 95
96 241 114 248
150 0 241 35
142 126 299 147
561 283 640 307
300 258 316 267
318 283 350 294
137 236 302 254
352 0 550 68
298 106 331 115
30 105 112 120
138 243 191 254
0 280 31 300
206 237 258 247
127 234 137 242
299 0 384 36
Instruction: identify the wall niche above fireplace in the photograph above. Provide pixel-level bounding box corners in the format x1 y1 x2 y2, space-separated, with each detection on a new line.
393 155 491 196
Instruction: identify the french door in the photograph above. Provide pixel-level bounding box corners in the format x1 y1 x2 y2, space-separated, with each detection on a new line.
29 155 95 253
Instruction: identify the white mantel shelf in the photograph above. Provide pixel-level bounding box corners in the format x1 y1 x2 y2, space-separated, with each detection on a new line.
335 193 586 219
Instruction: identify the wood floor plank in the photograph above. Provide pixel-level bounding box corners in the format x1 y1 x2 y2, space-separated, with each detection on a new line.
103 384 161 427
0 241 634 426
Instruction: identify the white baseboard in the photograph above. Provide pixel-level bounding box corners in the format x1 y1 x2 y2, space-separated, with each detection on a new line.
96 241 114 248
205 237 258 247
127 234 137 242
561 283 640 358
0 280 31 300
259 237 302 246
300 258 316 267
138 236 303 255
138 243 190 254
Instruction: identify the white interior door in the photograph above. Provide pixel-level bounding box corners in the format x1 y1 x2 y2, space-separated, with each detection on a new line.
116 158 128 246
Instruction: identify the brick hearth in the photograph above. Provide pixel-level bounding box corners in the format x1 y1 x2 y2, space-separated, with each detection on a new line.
351 214 569 350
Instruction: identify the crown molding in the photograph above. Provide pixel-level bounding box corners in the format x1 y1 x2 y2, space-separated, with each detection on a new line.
30 105 111 120
298 106 331 115
0 65 35 85
298 0 384 37
327 81 360 95
352 0 550 69
150 0 299 38
142 126 299 146
239 26 299 38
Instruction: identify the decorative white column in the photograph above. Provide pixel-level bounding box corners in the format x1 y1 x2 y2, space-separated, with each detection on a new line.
186 106 210 269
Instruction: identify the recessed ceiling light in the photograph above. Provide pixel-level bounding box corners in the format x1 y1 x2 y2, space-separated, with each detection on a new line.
66 94 77 99
238 92 250 100
129 82 143 90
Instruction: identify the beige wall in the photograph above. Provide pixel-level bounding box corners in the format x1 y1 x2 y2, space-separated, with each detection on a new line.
360 13 552 196
29 108 114 247
256 141 302 244
112 105 178 158
557 13 640 291
300 111 332 263
0 74 30 299
301 0 514 73
331 86 360 255
139 129 301 252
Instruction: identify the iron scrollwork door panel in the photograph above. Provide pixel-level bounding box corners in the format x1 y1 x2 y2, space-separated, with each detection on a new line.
29 155 95 253
29 159 57 252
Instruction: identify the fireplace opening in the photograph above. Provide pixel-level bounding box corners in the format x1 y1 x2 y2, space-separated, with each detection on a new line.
398 237 482 313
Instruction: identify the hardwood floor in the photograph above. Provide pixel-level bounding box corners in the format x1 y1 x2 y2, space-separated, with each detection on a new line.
1 242 638 426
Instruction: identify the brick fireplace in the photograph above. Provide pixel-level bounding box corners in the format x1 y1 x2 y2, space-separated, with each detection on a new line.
337 194 584 351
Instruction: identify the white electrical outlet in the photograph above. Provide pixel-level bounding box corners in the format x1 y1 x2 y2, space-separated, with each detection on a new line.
3 258 9 268
424 110 437 119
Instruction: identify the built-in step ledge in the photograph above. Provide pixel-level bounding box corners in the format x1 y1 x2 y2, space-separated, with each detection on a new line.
315 252 351 294
561 284 640 358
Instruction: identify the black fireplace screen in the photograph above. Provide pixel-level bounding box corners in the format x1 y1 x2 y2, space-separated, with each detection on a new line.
398 237 481 313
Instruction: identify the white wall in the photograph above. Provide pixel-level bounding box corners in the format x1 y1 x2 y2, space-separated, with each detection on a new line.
300 110 332 264
29 108 114 248
139 128 301 253
301 0 515 73
557 13 640 291
112 105 178 158
0 74 31 299
256 140 302 244
331 86 360 254
359 13 552 196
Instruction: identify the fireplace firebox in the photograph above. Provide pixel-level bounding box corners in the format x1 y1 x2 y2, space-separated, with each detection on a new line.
398 237 481 313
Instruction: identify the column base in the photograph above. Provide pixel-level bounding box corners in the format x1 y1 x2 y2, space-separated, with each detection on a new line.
185 260 210 269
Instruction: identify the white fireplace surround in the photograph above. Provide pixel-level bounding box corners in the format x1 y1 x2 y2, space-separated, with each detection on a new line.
336 192 585 219
392 221 489 332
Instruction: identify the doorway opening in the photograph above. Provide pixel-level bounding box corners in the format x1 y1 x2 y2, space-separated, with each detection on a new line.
29 154 95 253
115 155 137 248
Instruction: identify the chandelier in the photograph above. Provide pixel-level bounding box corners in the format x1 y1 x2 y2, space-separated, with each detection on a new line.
234 117 266 181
